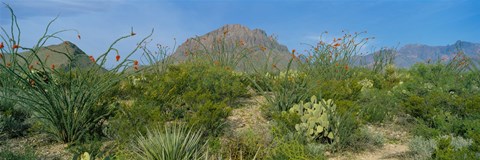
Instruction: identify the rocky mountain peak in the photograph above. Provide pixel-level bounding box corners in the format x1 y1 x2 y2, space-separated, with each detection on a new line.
171 24 291 68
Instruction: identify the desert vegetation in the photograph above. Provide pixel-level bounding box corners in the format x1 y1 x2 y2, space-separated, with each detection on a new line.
1 4 479 160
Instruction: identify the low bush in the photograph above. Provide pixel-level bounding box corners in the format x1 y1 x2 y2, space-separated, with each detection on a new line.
0 149 37 160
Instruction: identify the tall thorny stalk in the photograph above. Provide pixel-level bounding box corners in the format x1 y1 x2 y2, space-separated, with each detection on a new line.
300 31 371 80
0 4 153 143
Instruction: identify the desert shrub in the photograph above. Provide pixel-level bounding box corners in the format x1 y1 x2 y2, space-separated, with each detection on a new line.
332 109 361 151
142 63 248 106
358 89 398 124
0 148 37 160
265 135 325 160
69 138 116 160
221 129 270 160
409 135 478 160
109 63 246 142
248 59 311 112
432 136 477 160
313 78 362 103
409 136 437 160
186 101 231 137
131 124 206 160
0 100 29 139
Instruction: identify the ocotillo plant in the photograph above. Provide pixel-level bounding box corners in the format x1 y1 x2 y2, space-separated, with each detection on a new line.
0 4 152 143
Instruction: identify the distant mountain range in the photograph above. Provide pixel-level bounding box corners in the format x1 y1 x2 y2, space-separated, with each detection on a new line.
361 40 480 67
9 25 479 70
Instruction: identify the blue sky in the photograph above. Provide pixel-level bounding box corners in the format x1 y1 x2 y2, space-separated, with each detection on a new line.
1 0 479 67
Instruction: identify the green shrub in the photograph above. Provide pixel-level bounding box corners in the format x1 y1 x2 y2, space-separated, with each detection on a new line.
221 129 268 160
432 136 477 160
187 101 231 137
409 136 437 160
0 100 29 139
69 139 115 160
131 124 206 160
248 60 310 112
265 136 325 160
332 109 361 151
109 63 245 141
142 63 248 106
0 149 37 160
358 89 398 124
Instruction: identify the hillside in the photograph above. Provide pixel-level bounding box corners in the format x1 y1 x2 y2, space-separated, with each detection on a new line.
1 41 104 71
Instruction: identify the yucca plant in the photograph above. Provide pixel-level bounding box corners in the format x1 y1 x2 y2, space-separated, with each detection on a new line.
132 124 206 160
0 4 152 143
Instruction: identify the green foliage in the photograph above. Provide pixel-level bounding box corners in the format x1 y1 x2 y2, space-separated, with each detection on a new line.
221 129 267 160
358 89 398 124
266 137 325 160
0 149 37 160
0 100 29 139
186 101 231 137
109 63 246 141
432 136 477 160
69 138 116 160
409 136 437 160
332 109 361 152
248 59 310 112
289 95 338 143
131 124 206 160
142 63 248 106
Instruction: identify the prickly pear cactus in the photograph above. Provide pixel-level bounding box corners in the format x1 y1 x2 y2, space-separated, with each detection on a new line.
289 95 337 142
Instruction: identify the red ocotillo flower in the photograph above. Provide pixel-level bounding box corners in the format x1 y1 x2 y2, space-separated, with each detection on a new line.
29 65 34 71
272 64 278 69
12 44 19 49
0 54 3 59
51 64 55 70
116 55 121 62
6 62 11 67
133 60 139 71
345 65 349 71
89 56 95 63
0 42 4 49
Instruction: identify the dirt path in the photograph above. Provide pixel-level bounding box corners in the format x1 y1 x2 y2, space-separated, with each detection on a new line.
226 95 270 136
